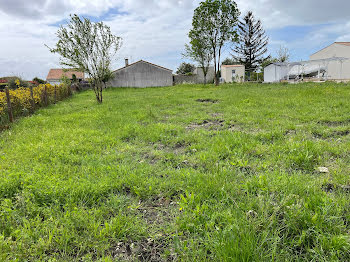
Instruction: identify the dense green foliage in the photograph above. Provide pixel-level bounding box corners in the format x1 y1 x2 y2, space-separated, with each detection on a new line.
1 83 350 261
4 77 28 89
32 77 47 85
191 0 240 85
176 62 196 75
185 13 214 84
221 57 239 65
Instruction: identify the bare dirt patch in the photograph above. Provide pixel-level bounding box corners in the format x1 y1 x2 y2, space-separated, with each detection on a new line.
318 119 350 127
138 196 177 225
0 125 10 132
152 141 191 155
211 113 223 118
284 130 297 136
196 98 219 104
322 183 350 193
110 236 175 262
186 119 240 132
110 197 178 261
139 152 161 165
138 141 193 166
312 129 350 139
333 130 350 136
187 119 225 130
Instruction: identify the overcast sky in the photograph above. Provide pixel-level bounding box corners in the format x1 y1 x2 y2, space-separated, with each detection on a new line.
1 0 350 80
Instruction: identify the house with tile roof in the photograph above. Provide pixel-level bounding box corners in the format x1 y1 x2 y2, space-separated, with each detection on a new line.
46 69 85 85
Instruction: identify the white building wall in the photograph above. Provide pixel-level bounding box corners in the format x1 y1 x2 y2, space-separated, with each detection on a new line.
193 66 215 83
109 61 173 88
310 43 350 80
221 65 245 83
264 64 289 83
47 80 61 85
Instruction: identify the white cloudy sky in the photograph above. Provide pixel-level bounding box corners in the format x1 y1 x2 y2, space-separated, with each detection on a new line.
0 0 350 80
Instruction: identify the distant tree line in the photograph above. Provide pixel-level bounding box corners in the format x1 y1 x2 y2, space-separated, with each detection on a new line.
176 63 196 75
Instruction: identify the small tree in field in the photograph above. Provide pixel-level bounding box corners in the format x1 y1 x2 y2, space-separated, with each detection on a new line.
184 32 213 84
48 14 122 103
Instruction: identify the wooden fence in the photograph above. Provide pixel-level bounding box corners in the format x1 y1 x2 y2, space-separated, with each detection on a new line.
1 84 71 125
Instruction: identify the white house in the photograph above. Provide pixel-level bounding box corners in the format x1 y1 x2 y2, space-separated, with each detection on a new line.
221 65 245 83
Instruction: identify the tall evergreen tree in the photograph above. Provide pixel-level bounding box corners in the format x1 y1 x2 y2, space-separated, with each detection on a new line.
232 11 269 74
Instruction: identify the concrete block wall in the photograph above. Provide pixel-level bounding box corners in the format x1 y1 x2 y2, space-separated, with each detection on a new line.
109 61 173 88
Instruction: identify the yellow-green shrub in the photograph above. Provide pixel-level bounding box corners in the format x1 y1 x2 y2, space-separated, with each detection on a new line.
0 83 71 123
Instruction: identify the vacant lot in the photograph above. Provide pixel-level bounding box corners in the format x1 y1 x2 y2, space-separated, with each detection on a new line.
1 83 350 261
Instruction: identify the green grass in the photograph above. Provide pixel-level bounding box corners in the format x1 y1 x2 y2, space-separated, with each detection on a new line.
1 82 350 261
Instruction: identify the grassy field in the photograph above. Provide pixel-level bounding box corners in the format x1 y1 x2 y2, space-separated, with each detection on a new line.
0 83 350 261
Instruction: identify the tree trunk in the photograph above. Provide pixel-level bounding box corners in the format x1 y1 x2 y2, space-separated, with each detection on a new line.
5 86 13 123
99 84 103 103
94 82 103 103
30 86 35 113
44 85 48 106
216 48 222 86
54 85 57 104
204 74 207 85
215 73 219 86
213 47 219 86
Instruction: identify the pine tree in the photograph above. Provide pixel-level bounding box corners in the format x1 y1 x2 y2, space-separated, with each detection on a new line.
232 11 269 74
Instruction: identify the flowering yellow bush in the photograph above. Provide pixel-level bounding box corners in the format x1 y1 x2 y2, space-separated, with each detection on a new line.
0 83 71 123
0 92 6 115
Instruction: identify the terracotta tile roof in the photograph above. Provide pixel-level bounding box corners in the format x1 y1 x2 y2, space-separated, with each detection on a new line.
335 42 350 46
46 69 84 80
113 60 172 73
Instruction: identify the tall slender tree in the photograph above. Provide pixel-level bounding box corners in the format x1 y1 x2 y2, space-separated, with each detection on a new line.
183 30 214 84
232 11 269 75
191 0 240 86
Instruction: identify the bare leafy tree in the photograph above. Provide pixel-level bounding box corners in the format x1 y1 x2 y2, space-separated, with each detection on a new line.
191 0 240 86
183 32 214 84
48 14 122 103
232 11 269 74
277 45 290 63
